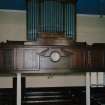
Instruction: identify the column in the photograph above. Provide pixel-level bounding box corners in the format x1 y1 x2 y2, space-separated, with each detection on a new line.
17 73 21 105
86 72 90 105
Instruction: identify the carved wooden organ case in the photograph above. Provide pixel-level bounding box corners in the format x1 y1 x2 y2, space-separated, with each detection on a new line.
0 0 105 74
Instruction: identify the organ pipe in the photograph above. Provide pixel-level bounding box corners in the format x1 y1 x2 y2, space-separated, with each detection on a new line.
27 0 76 40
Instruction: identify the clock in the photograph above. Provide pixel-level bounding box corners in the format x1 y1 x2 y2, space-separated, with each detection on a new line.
50 52 61 62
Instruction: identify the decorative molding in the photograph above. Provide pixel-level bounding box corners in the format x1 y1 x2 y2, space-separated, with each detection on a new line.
77 14 105 17
0 9 104 17
0 9 26 13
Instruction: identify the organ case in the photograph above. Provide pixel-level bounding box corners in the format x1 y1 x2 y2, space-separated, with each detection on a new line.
1 33 105 73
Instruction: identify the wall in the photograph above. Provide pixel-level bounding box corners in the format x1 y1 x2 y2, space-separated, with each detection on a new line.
0 76 13 88
77 14 105 44
26 74 85 87
0 10 26 42
0 10 105 88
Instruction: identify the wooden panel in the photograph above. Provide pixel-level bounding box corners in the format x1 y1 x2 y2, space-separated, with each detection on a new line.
24 49 33 69
16 48 24 70
89 45 105 71
0 49 3 69
0 34 105 73
0 43 105 73
23 49 39 70
73 48 88 69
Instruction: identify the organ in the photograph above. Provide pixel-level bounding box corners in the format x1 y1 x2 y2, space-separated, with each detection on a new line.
0 0 105 74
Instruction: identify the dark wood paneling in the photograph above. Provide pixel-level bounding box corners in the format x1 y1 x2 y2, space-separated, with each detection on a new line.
22 87 86 105
0 88 16 105
0 34 105 73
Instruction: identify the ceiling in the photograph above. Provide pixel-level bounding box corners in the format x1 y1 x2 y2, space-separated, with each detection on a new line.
0 0 105 14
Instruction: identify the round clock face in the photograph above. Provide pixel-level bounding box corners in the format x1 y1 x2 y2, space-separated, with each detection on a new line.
50 52 61 62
